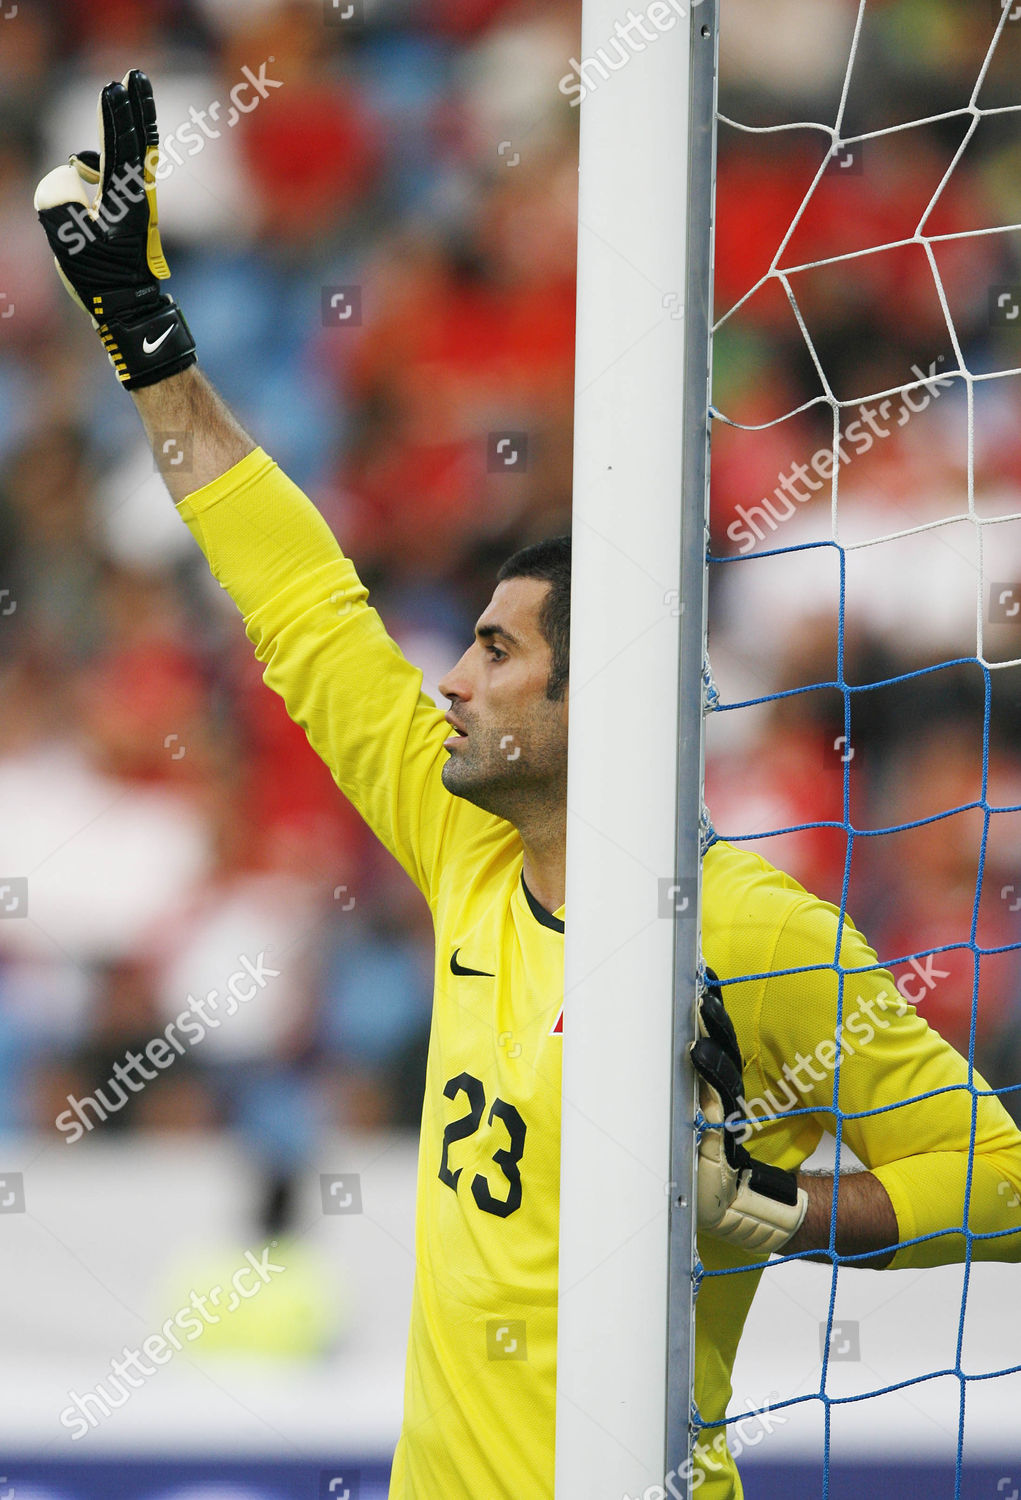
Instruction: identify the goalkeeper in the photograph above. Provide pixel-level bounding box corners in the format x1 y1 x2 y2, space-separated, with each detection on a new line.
35 73 1021 1500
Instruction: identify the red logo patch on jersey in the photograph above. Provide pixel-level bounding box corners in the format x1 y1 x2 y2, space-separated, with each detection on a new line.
550 1008 563 1036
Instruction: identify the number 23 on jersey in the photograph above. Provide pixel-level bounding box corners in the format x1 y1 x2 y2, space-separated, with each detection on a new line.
438 1071 526 1218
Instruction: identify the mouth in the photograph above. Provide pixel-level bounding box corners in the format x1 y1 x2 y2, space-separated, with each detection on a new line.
443 713 469 750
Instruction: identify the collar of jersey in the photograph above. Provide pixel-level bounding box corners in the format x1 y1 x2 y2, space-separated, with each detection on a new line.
520 872 565 933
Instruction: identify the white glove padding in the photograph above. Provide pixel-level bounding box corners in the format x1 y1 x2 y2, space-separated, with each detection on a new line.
690 975 808 1254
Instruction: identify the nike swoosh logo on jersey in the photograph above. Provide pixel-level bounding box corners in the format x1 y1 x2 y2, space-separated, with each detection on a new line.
142 324 175 354
450 948 494 978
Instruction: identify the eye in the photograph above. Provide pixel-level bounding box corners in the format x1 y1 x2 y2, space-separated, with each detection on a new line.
487 644 507 662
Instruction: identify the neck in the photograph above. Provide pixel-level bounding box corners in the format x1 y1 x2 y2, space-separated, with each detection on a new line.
519 808 566 915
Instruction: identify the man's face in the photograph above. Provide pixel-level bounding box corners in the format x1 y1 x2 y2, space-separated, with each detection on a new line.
437 577 568 817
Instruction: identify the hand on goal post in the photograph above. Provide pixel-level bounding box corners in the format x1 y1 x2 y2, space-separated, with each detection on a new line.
691 974 809 1255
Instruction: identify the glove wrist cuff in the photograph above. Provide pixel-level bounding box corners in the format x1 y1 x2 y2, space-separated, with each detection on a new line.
97 294 197 390
718 1173 809 1255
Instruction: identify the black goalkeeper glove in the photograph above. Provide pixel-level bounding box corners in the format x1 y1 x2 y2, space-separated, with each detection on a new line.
690 973 808 1254
34 68 196 391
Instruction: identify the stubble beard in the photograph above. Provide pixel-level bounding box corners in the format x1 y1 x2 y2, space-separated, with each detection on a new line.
441 730 568 833
441 731 520 816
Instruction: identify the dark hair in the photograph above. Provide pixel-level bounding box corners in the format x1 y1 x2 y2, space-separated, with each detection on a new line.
497 535 571 701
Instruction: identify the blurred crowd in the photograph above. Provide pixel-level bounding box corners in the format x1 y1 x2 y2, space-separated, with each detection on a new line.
2 0 1021 1200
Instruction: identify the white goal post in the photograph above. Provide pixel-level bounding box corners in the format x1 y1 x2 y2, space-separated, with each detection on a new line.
557 0 718 1494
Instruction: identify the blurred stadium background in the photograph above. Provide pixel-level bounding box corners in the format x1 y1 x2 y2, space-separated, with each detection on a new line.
1 0 1021 1495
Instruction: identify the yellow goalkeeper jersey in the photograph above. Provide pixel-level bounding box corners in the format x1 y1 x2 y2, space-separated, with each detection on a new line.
177 448 1021 1500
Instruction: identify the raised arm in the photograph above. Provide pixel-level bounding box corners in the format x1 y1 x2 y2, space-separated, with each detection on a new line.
34 67 501 901
133 366 254 502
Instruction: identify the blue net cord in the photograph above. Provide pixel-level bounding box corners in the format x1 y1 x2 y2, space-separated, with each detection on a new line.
694 3 1021 1490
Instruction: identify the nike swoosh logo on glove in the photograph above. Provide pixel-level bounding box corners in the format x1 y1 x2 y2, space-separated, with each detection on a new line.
142 324 175 354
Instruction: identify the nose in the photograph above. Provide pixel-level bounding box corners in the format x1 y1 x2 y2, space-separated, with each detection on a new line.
437 647 473 705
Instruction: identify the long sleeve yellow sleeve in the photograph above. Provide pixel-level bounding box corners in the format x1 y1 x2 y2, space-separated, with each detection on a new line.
176 447 497 899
